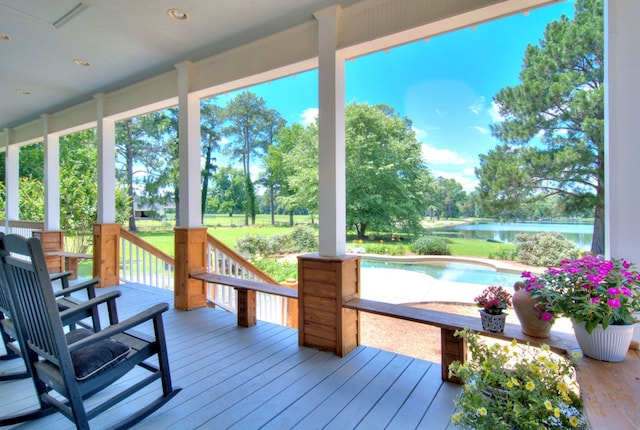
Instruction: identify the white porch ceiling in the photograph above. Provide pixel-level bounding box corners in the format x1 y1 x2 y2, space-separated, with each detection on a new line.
0 0 558 137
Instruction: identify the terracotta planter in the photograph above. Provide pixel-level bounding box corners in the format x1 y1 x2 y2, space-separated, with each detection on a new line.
479 309 507 332
572 319 635 362
512 281 552 338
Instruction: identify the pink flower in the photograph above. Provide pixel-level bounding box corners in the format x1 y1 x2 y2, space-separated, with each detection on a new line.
621 286 632 296
590 297 601 304
607 298 621 308
541 312 554 322
607 287 621 295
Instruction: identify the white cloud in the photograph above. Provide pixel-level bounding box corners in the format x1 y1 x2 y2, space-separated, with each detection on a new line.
412 126 428 140
421 144 467 166
469 96 485 115
489 101 504 123
432 168 478 192
300 107 318 125
474 126 490 135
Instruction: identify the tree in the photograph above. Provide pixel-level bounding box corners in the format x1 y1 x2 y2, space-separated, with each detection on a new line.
345 103 430 239
200 100 222 222
481 0 604 253
223 91 283 225
210 166 246 216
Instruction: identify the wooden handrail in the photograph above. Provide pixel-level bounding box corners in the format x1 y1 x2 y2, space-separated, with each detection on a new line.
120 228 175 266
206 233 278 284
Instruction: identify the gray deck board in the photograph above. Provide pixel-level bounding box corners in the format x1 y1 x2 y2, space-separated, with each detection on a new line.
1 282 461 429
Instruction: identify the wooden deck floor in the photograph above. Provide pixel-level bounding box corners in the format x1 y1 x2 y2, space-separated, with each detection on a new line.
1 282 461 430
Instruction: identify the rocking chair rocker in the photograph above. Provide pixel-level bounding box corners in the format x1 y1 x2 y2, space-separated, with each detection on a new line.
0 234 180 429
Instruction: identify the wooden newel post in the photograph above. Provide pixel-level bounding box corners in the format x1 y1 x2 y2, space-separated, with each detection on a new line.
281 279 299 329
93 224 120 287
32 230 64 274
297 253 360 357
237 289 257 327
174 227 207 311
441 328 467 383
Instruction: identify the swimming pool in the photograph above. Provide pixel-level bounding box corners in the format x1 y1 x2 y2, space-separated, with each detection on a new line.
361 259 523 288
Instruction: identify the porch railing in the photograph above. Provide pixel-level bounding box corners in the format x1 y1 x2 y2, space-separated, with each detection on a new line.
0 220 45 237
119 228 175 290
206 234 295 326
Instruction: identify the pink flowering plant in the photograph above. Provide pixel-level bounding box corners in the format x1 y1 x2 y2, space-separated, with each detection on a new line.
523 256 640 334
475 286 512 315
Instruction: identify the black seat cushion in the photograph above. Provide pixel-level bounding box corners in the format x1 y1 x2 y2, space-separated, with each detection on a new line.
65 329 131 380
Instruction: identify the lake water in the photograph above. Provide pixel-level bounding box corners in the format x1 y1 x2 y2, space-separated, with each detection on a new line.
445 222 593 250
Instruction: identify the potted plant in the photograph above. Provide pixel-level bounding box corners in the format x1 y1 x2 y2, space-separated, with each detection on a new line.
475 286 512 332
449 328 586 429
512 278 555 338
523 256 640 361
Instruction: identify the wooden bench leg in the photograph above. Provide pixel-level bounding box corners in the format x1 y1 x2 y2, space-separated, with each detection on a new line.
441 328 466 384
237 289 256 327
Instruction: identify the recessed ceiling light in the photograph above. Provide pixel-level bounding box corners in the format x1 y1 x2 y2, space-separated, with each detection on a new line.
73 58 91 67
16 89 31 95
1 33 11 41
167 8 189 21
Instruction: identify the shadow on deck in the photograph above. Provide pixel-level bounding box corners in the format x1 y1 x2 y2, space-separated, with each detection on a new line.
0 282 461 429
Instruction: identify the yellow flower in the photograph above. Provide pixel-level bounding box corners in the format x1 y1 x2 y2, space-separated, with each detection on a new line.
540 344 550 352
571 351 583 360
554 408 561 418
510 377 520 387
526 381 535 391
544 400 553 410
569 416 580 427
545 361 558 371
511 339 518 347
477 407 487 416
451 412 463 423
557 381 568 393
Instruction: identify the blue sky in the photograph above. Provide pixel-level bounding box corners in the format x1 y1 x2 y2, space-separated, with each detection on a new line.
218 1 575 191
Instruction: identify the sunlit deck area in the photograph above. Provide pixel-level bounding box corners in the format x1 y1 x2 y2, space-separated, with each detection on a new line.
0 282 461 430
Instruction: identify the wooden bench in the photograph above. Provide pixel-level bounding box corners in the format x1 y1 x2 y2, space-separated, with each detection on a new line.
343 297 579 383
45 251 92 280
189 272 297 327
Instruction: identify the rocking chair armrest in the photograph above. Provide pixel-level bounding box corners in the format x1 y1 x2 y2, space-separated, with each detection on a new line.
67 303 169 353
53 277 100 299
58 291 121 322
50 271 74 283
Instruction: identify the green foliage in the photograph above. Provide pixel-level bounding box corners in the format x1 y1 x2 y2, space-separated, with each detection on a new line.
250 257 298 283
362 242 407 256
489 247 517 261
449 329 586 429
411 236 451 255
287 225 318 252
514 232 579 267
236 225 318 257
479 0 604 253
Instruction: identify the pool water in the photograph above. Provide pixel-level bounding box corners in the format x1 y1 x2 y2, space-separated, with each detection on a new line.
361 259 523 288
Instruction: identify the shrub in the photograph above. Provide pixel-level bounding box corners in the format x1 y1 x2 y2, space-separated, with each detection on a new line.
237 234 269 256
288 225 318 252
363 242 407 256
515 232 579 267
411 236 451 255
251 257 298 282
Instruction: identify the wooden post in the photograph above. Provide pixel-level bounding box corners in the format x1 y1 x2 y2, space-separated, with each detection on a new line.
93 224 120 287
281 279 299 329
237 289 256 327
32 230 64 274
174 227 207 311
441 328 467 383
297 253 360 356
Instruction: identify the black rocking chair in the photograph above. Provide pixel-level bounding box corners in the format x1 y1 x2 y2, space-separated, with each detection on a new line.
0 232 120 383
0 234 181 429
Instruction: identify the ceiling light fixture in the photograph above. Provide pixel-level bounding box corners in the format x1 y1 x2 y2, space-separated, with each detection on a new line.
1 33 11 41
167 8 189 21
73 58 91 67
16 89 31 95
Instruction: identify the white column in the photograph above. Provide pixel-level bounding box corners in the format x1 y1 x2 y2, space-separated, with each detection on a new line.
175 61 202 228
3 128 19 226
314 6 346 257
95 94 117 224
42 114 60 230
605 0 640 264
